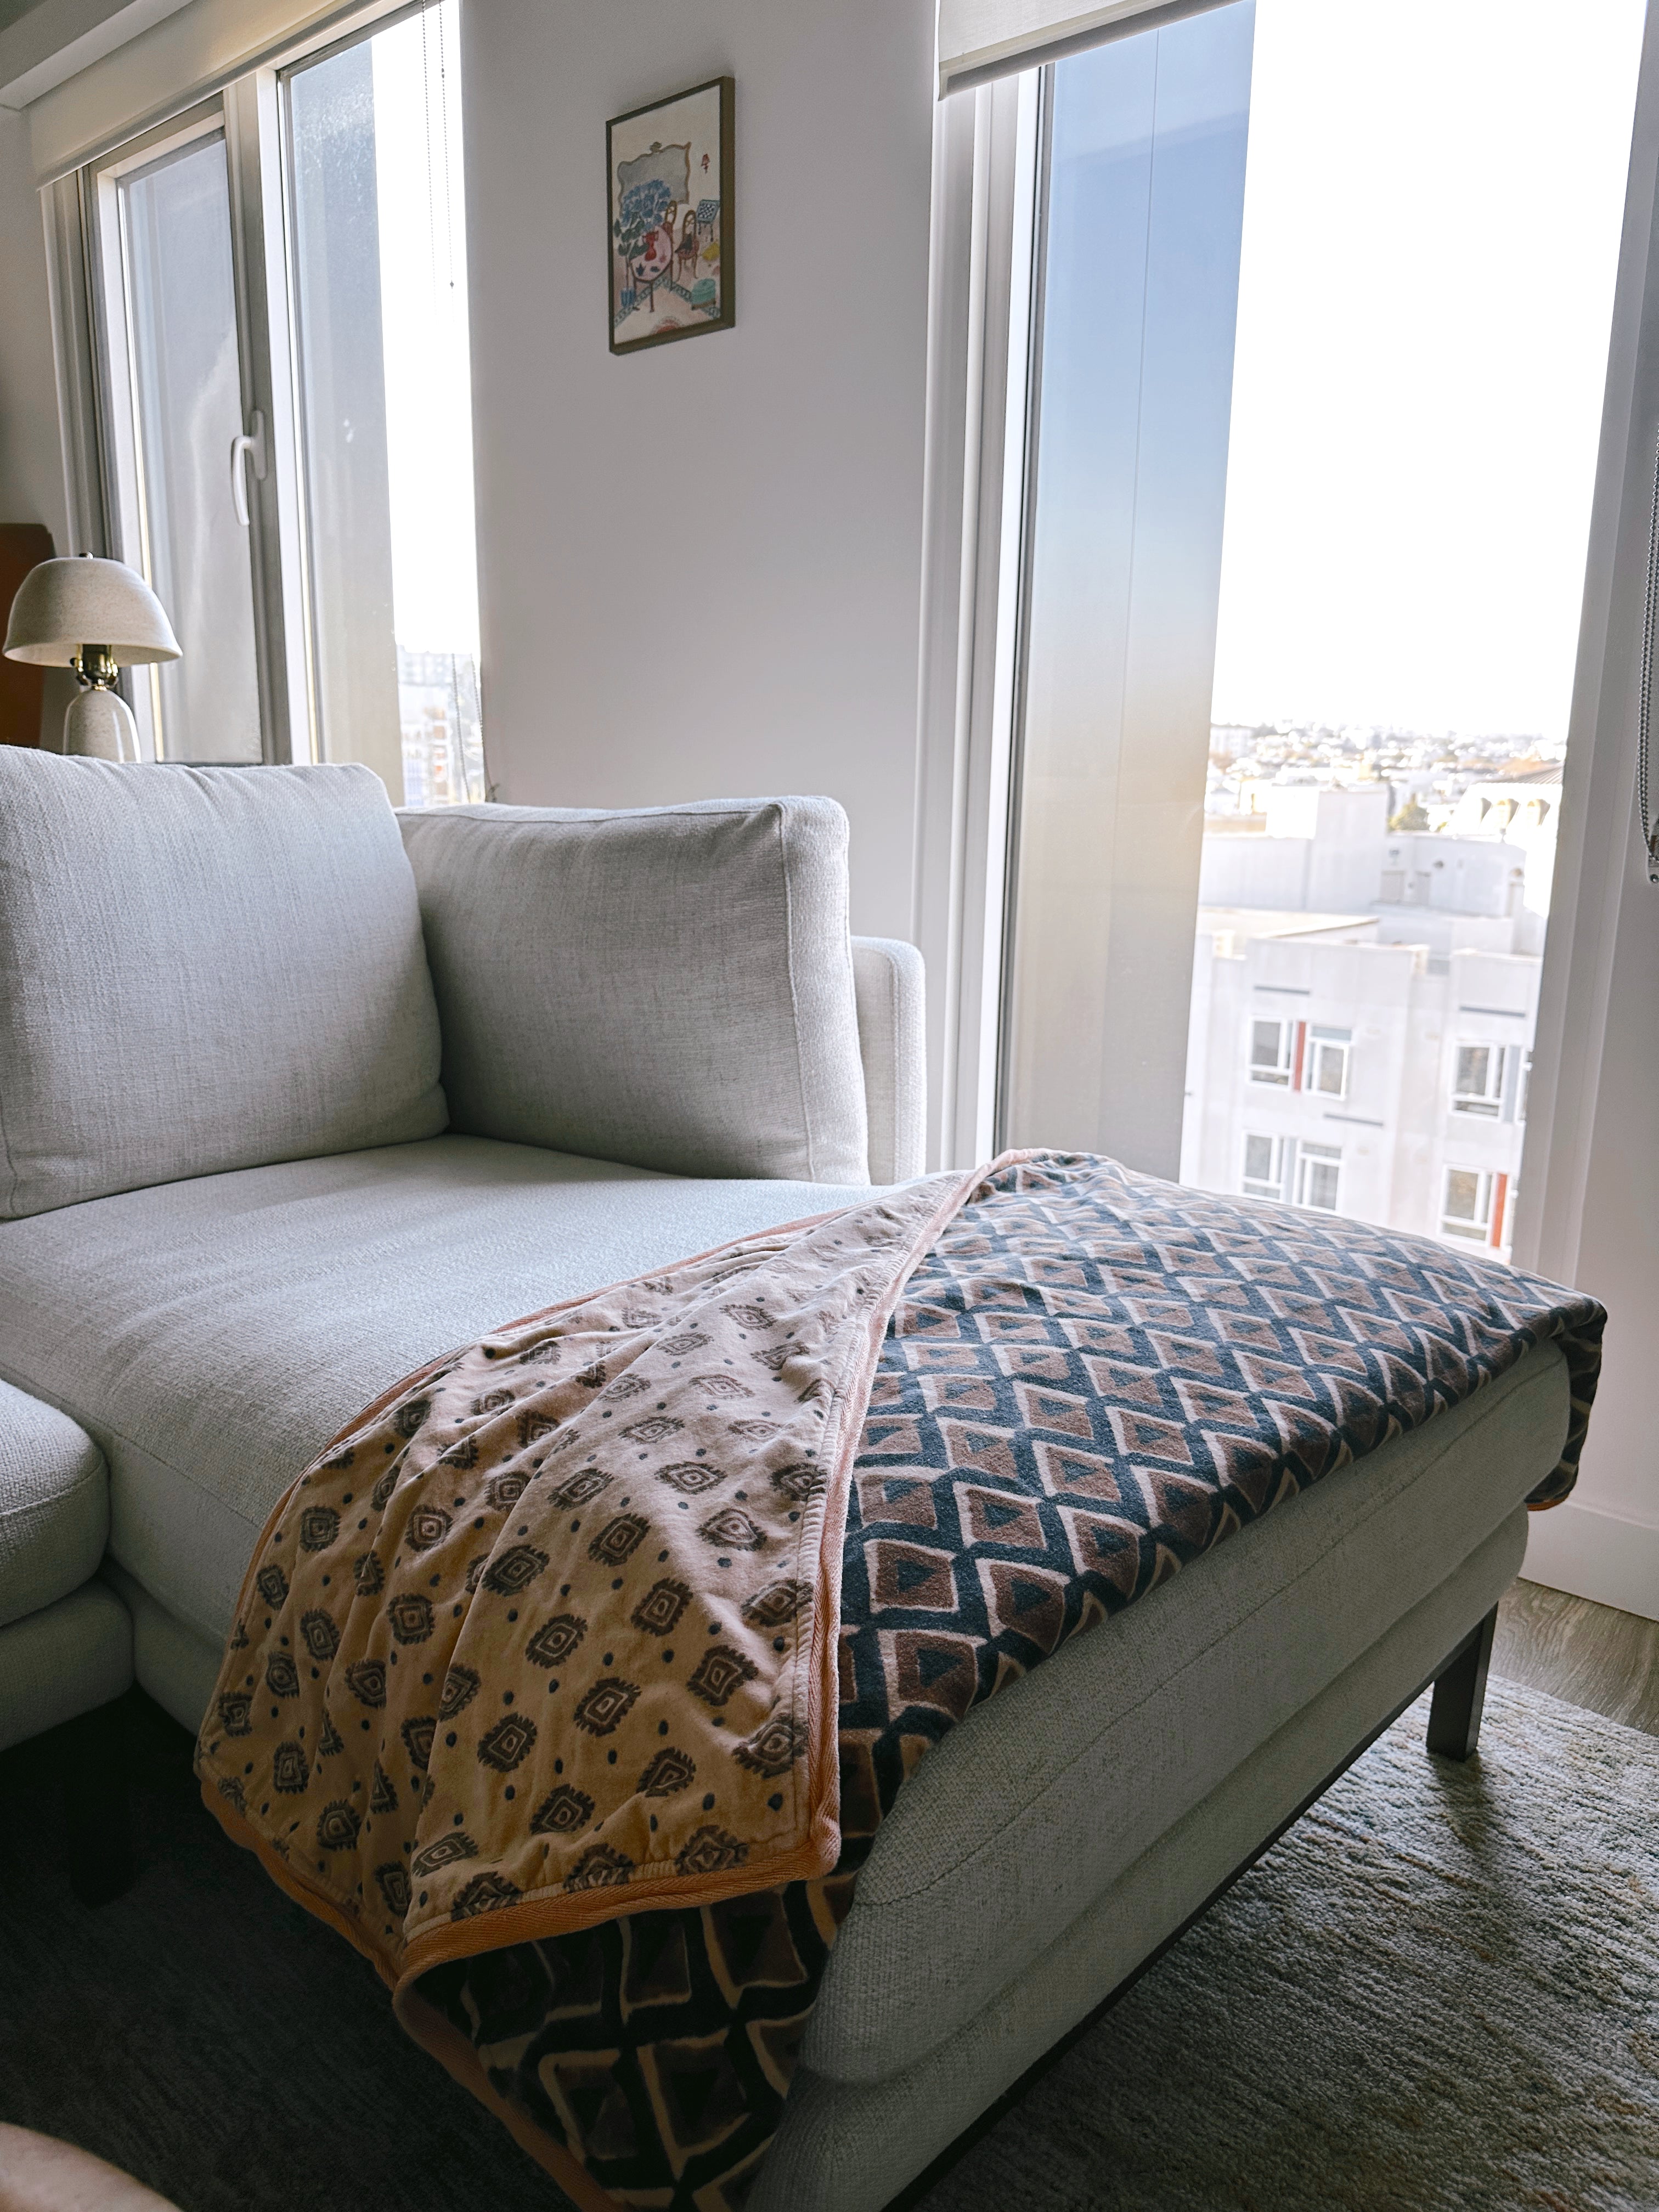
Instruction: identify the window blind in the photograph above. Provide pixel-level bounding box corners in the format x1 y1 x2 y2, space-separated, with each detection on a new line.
936 0 1230 95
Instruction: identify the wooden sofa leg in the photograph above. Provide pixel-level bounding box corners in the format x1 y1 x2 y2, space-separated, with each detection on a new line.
1425 1604 1498 1761
58 1695 136 1906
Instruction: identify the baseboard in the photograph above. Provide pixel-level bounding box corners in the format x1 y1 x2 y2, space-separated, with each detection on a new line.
1522 1500 1659 1624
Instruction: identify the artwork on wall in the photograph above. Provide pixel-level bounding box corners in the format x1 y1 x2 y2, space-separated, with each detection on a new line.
607 76 734 354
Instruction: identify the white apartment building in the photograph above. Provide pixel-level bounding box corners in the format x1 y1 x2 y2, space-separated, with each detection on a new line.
1180 776 1550 1260
397 647 487 809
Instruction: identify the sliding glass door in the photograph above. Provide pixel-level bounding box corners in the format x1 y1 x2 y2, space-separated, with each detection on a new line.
998 0 1645 1266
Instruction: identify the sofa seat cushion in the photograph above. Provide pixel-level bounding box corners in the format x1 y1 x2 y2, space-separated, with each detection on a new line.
806 1336 1567 2083
0 1135 873 1646
0 1378 108 1629
0 753 445 1218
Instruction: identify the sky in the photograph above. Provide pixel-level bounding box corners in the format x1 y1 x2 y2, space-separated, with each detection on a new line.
1209 0 1647 744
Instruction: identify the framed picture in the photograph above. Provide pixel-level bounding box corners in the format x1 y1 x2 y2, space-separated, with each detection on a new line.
607 76 734 354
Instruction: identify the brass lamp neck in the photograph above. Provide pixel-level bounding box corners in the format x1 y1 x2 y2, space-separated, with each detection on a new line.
70 645 120 691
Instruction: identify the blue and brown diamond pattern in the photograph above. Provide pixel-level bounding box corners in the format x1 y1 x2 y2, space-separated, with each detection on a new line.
420 1152 1603 2210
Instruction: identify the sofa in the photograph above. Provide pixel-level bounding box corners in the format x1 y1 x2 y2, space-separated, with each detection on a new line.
0 752 1564 2211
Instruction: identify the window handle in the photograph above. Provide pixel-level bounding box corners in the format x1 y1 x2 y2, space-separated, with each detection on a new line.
230 411 268 527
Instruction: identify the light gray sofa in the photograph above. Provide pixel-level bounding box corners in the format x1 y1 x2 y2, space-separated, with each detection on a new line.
0 753 1561 2212
0 1380 130 1753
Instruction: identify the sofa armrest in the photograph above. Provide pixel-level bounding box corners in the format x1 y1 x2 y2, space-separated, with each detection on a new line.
851 938 927 1183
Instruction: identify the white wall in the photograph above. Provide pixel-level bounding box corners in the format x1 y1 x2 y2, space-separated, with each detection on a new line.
459 0 936 939
1198 832 1313 909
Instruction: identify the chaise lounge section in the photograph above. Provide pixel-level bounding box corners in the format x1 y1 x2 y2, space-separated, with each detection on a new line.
0 752 1567 2211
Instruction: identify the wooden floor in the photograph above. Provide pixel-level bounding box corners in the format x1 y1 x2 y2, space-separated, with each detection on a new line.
1493 1577 1659 1739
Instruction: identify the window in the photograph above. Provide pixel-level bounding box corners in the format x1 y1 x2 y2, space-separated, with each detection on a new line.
1247 1016 1346 1094
984 0 1643 1280
71 0 482 802
1442 1167 1510 1246
1294 1142 1341 1213
1243 1133 1340 1209
1242 1133 1287 1200
1452 1043 1504 1118
1249 1018 1293 1086
1517 1049 1532 1124
1306 1025 1351 1100
284 5 483 802
92 113 264 763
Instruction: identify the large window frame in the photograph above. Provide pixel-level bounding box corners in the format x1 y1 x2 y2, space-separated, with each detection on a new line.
43 0 470 787
86 103 268 763
61 64 307 761
913 3 1659 1312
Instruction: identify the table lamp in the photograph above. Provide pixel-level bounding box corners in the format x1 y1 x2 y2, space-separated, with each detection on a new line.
3 554 180 761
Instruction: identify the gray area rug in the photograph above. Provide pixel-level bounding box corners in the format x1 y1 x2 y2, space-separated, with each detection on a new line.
1 1678 1654 2210
928 1677 1659 2211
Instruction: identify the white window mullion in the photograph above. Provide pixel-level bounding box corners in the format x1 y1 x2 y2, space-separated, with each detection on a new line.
912 69 1041 1170
1514 2 1659 1281
228 68 308 764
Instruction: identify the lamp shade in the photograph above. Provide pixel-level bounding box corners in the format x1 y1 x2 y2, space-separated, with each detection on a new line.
3 555 180 668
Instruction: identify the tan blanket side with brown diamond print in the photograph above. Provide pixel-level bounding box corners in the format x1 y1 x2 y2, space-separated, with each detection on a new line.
196 1169 981 2006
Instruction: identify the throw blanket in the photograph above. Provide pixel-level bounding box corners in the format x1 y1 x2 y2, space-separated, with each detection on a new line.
199 1154 1604 2212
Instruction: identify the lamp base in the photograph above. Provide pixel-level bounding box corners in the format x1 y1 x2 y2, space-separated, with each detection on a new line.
63 686 138 762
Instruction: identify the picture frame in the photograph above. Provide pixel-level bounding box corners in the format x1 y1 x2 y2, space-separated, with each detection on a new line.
606 76 735 354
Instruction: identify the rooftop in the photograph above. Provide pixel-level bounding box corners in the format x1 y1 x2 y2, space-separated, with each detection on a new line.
1198 908 1381 944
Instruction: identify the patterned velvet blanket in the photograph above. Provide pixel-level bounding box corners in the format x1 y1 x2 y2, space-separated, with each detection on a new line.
199 1153 1604 2212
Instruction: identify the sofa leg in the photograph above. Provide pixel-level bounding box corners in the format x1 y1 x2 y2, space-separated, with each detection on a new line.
58 1695 136 1906
1426 1604 1498 1761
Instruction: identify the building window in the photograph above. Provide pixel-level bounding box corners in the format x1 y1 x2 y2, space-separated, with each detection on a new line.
1452 1043 1504 1118
1442 1167 1510 1245
1294 1142 1342 1212
1517 1049 1532 1124
1307 1025 1352 1100
1242 1133 1287 1199
1249 1018 1294 1086
1247 1017 1349 1097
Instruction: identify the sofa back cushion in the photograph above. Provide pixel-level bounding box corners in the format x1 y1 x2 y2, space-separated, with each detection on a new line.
0 753 446 1219
398 797 870 1183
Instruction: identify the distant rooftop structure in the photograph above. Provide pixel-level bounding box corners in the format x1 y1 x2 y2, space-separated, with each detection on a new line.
1488 756 1564 786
